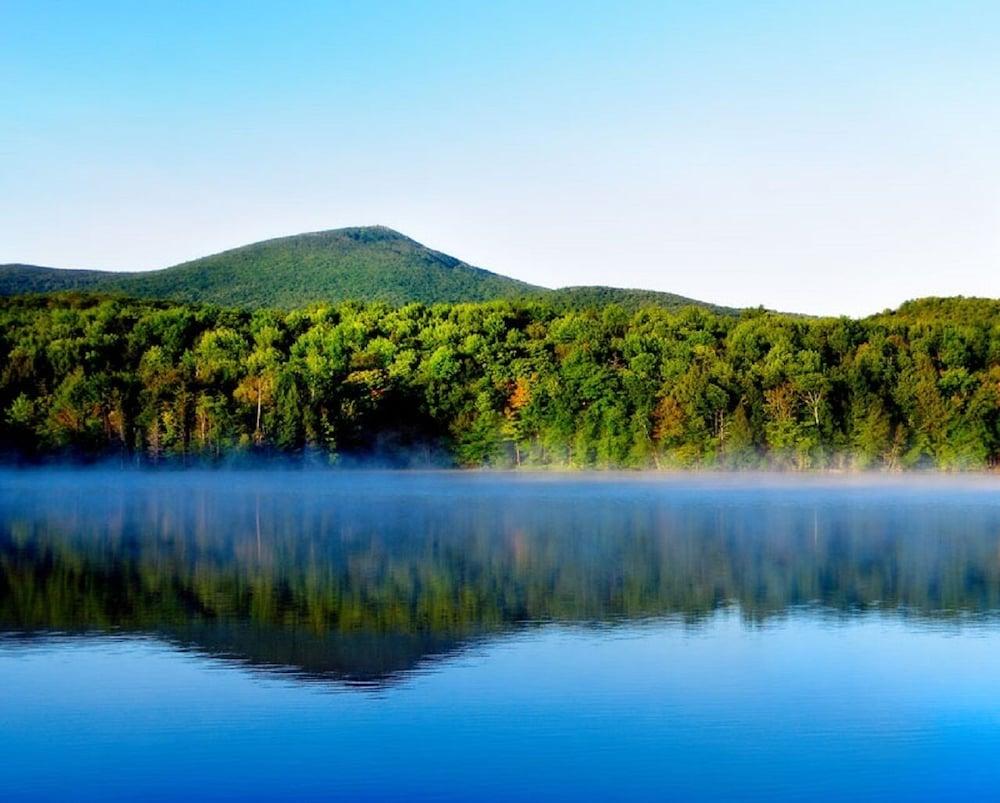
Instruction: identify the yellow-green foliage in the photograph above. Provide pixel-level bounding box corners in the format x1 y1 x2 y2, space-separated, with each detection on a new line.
1 292 999 469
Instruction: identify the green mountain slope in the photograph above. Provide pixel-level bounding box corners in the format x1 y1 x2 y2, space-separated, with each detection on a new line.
111 226 541 307
0 225 730 312
542 285 735 314
0 264 128 295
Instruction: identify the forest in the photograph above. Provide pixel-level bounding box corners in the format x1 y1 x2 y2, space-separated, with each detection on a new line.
1 292 999 469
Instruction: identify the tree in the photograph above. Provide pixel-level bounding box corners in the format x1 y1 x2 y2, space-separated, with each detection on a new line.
2 293 999 469
234 325 281 444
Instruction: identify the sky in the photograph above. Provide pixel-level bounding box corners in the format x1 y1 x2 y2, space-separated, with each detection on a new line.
2 0 999 316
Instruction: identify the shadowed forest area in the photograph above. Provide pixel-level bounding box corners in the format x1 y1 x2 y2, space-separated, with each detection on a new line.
1 293 999 469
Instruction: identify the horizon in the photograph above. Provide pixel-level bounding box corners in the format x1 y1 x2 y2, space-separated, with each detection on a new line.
3 1 1000 316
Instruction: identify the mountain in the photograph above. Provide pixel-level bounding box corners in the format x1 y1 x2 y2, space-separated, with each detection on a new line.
0 264 123 295
543 286 733 314
0 225 732 312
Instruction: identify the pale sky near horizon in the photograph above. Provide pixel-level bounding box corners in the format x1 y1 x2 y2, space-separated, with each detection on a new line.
2 0 999 315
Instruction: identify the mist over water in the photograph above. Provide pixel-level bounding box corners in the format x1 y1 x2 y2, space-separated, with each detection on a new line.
3 470 1000 800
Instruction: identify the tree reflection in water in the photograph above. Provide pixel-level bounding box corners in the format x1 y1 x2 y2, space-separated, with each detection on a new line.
2 470 999 685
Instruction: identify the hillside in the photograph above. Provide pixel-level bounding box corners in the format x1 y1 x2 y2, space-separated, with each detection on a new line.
0 264 126 296
874 296 1000 326
543 285 735 315
0 226 729 312
116 226 546 307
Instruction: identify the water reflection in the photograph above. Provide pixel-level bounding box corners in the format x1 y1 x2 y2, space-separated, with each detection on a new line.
2 470 999 685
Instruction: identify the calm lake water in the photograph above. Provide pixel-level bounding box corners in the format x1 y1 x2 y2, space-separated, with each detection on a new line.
2 470 1000 801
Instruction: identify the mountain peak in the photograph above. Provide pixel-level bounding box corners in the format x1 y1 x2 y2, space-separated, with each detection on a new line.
0 227 730 313
298 225 410 242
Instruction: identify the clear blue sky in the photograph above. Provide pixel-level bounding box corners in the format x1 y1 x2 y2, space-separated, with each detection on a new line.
2 0 998 314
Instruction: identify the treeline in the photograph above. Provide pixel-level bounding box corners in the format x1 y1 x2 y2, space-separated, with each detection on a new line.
1 293 999 468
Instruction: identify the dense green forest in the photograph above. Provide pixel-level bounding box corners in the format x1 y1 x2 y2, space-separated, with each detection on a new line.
0 226 728 312
1 292 999 468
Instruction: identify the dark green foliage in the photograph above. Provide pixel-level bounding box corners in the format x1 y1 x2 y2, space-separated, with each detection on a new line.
112 227 542 307
0 264 120 295
542 285 736 315
1 293 999 468
0 226 727 312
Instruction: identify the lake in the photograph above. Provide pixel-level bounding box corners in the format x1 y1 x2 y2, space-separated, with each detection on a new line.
2 470 1000 801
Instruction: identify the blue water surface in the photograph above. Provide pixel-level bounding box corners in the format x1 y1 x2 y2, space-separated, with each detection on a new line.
1 470 999 801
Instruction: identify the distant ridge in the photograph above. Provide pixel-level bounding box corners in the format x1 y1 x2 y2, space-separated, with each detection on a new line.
0 264 127 295
0 225 734 313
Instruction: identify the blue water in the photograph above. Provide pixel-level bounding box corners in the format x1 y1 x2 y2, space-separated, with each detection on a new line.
2 471 1000 800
